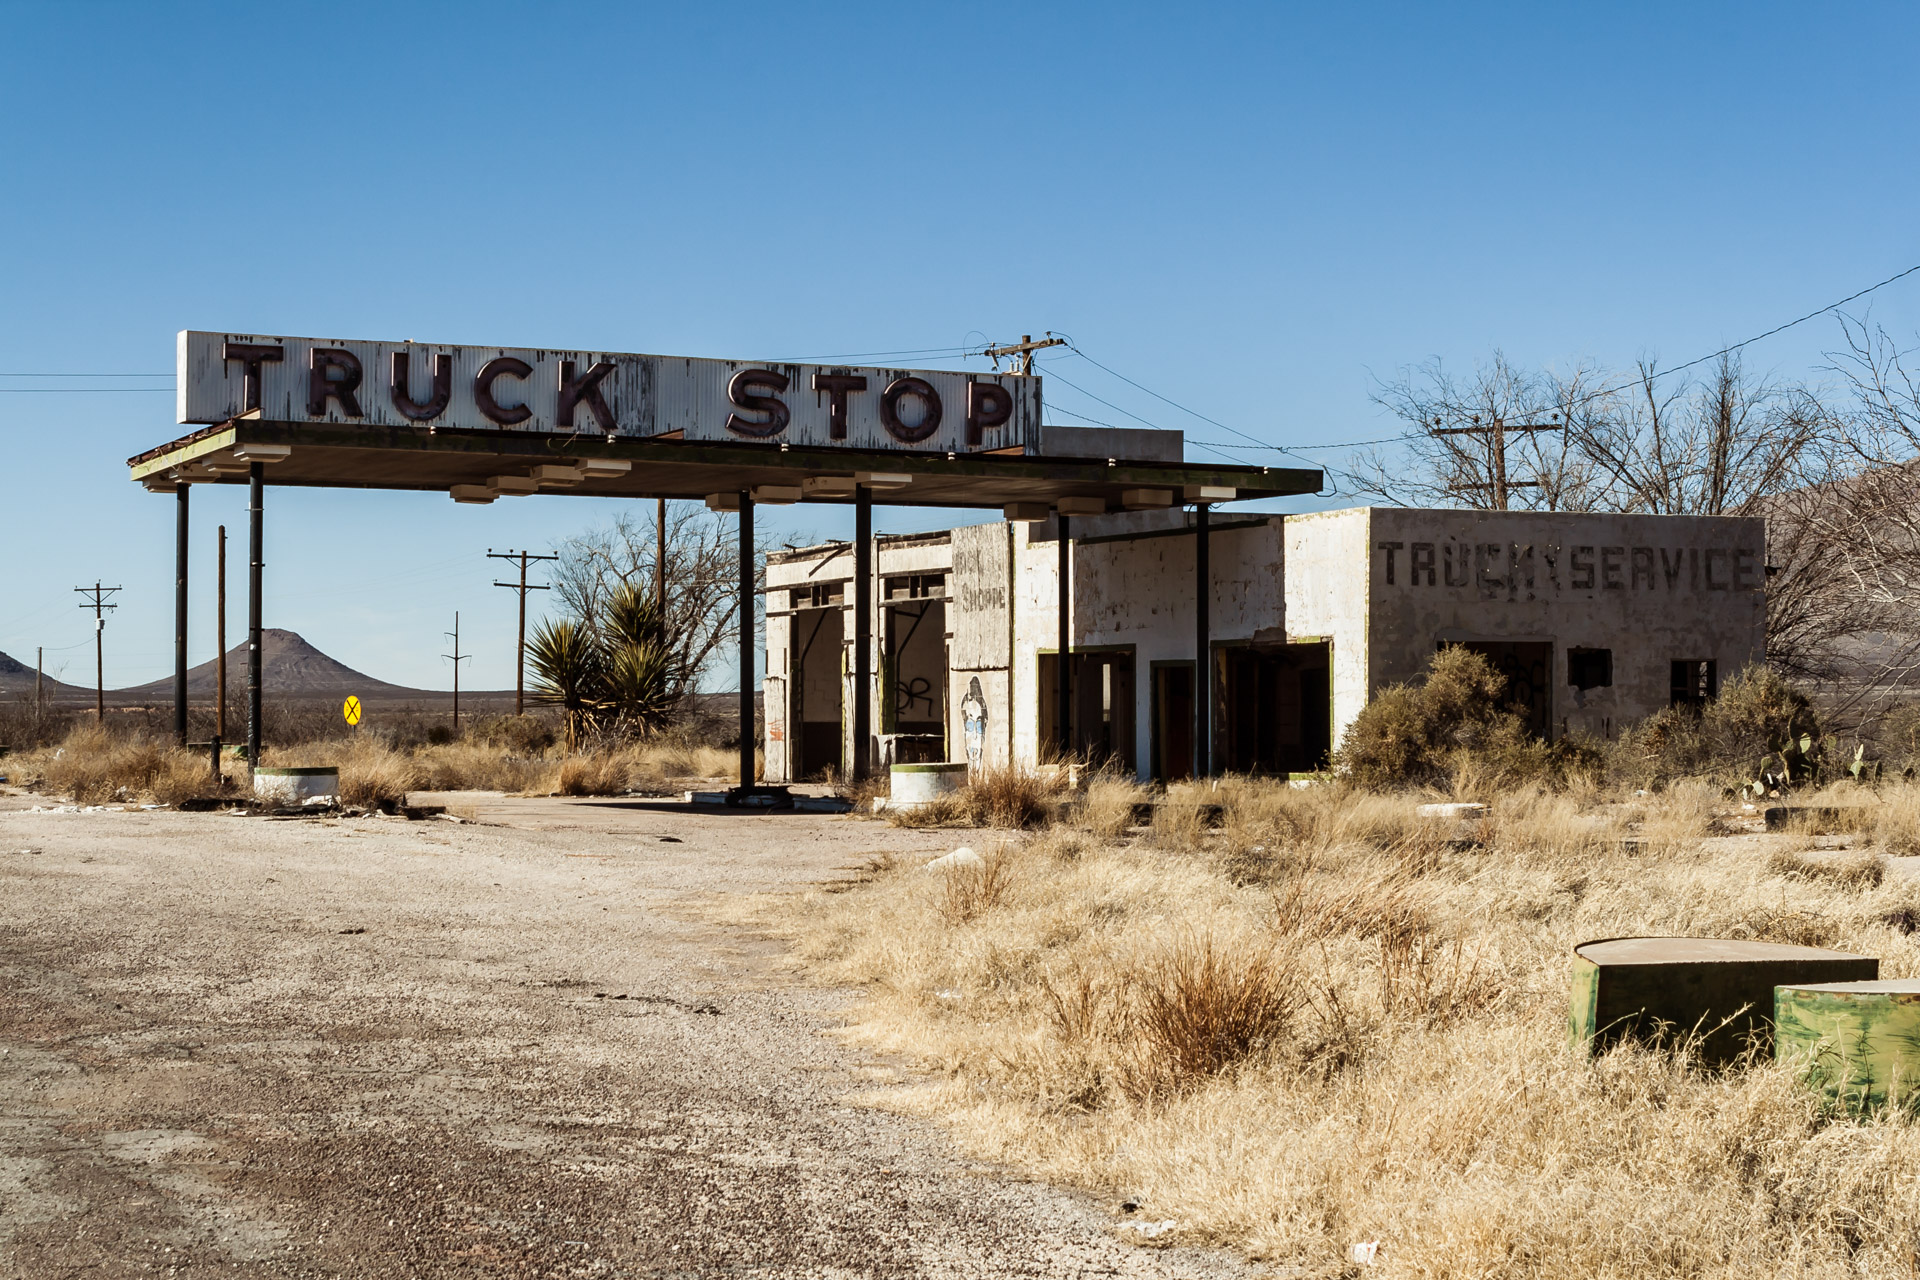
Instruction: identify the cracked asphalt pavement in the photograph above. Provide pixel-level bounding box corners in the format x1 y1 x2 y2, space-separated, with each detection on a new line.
0 792 1249 1279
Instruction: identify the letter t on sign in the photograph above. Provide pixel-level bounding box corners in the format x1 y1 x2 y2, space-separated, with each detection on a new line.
1377 541 1404 585
811 374 868 440
221 342 284 413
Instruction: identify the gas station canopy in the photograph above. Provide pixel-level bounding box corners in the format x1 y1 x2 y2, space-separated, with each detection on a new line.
128 331 1321 510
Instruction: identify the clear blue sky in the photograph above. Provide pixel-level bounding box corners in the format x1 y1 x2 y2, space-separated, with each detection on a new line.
4 2 1916 691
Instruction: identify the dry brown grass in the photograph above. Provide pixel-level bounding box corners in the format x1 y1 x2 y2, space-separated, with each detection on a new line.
745 779 1920 1277
26 725 226 805
554 752 629 797
882 766 1066 829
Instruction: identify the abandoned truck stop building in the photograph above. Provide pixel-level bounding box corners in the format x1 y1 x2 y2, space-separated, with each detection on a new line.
763 505 1767 783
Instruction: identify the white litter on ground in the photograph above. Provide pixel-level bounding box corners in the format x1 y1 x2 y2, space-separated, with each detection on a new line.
1119 1219 1178 1239
922 847 983 872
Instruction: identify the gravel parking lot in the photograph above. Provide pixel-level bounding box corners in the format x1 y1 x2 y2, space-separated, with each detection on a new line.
0 791 1247 1279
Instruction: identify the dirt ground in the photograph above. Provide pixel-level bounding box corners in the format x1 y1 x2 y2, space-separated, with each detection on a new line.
0 790 1250 1280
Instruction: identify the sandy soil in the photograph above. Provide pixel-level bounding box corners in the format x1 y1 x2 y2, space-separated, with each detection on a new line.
0 789 1251 1279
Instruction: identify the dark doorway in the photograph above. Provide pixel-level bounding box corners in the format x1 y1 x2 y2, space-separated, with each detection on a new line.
1452 640 1552 740
1215 642 1333 775
883 600 946 739
791 608 843 780
1039 649 1136 772
1152 661 1195 782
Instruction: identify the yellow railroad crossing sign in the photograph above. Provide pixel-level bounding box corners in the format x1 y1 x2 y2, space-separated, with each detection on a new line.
342 695 362 726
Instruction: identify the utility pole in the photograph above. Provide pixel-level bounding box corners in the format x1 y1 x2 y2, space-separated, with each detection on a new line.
74 582 121 722
443 612 471 731
35 647 43 737
1429 413 1563 510
489 549 555 717
985 332 1067 375
216 525 228 743
656 498 668 612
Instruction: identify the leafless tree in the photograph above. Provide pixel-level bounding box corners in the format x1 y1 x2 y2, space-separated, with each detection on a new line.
1358 353 1613 511
550 504 767 704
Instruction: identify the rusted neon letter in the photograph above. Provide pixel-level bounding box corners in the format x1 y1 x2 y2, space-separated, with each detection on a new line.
221 342 284 413
811 373 867 440
880 376 942 443
390 350 452 421
307 348 364 417
726 368 791 439
965 379 1014 446
474 356 533 425
557 360 618 431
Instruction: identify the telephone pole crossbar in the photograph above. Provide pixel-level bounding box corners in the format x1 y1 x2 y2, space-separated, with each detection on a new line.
984 333 1067 376
1427 415 1565 510
443 611 471 731
489 549 556 717
74 582 121 722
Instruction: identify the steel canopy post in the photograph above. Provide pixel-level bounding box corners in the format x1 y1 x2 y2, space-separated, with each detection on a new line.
1057 514 1071 761
738 489 754 792
1195 503 1211 779
174 484 189 746
853 485 872 783
247 463 264 779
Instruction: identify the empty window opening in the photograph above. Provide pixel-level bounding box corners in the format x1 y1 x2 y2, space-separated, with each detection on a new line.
883 599 947 741
1151 662 1194 782
1568 647 1612 691
1671 659 1718 709
790 607 843 780
1216 642 1333 775
1039 650 1136 772
884 573 946 600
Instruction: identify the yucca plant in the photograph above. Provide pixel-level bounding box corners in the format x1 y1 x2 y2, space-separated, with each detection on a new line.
527 618 602 751
529 583 679 746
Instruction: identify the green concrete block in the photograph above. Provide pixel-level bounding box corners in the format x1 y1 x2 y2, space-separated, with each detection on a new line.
1775 980 1920 1112
1569 937 1878 1066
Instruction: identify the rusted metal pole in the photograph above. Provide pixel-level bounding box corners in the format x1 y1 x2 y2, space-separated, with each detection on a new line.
515 554 527 717
1195 503 1211 778
1057 514 1071 760
174 484 189 745
656 497 667 612
217 525 227 743
738 490 755 791
247 463 263 776
853 486 872 782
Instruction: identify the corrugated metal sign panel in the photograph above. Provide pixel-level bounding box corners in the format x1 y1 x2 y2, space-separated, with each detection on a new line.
949 522 1013 670
178 331 1038 454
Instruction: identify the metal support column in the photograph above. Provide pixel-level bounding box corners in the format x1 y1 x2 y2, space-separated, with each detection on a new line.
738 489 755 792
247 463 264 775
1057 514 1071 760
852 485 872 782
173 483 189 745
1194 503 1211 778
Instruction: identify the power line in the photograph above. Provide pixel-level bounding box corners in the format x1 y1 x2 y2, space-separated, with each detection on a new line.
0 372 174 378
0 387 174 393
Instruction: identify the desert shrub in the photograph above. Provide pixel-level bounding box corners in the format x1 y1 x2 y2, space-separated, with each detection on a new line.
1071 771 1147 839
556 753 630 796
36 725 223 804
470 713 558 756
959 767 1061 828
1335 647 1547 790
1623 664 1821 788
1132 931 1295 1090
938 850 1016 924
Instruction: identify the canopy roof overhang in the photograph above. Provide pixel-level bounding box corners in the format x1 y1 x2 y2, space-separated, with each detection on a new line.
128 420 1321 509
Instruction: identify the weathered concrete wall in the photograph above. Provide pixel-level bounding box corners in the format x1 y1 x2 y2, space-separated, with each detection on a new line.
1012 517 1283 779
1282 509 1374 752
1286 506 1767 748
767 505 1768 779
